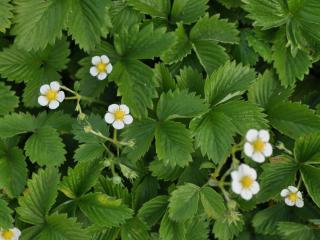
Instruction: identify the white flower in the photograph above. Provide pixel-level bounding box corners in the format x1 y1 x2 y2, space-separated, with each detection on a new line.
244 129 273 163
104 104 133 130
231 164 260 200
280 186 304 208
90 55 113 80
0 227 21 240
38 81 65 109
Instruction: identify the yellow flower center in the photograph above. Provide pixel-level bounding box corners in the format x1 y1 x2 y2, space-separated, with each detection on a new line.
240 176 253 188
253 139 265 152
46 90 57 101
114 110 125 121
97 63 106 73
2 230 14 240
288 192 298 202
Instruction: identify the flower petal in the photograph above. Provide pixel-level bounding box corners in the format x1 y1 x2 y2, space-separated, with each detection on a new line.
104 112 115 124
240 189 253 200
40 84 50 94
258 129 270 142
38 96 49 106
123 115 133 125
250 181 260 194
12 227 21 238
101 55 110 64
119 104 130 114
92 56 101 65
297 191 302 198
231 170 240 181
296 198 304 208
48 100 59 109
50 81 60 91
280 189 289 197
108 104 120 113
263 143 273 157
288 186 298 193
97 72 107 80
231 181 242 194
56 91 65 102
251 152 265 163
238 164 251 175
246 129 258 142
106 63 113 74
247 167 257 180
285 198 295 206
244 143 254 157
90 66 99 76
112 120 125 130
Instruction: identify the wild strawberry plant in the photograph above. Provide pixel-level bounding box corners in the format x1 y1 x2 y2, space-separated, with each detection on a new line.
0 0 320 239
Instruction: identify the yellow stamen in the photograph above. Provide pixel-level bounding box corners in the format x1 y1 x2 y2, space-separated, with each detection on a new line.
2 230 14 240
97 63 106 73
288 192 298 202
253 139 265 152
114 110 125 121
46 90 57 101
241 176 253 188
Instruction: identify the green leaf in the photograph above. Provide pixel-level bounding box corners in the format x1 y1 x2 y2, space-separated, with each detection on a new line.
176 66 204 96
157 89 209 121
74 143 105 162
79 193 133 227
0 199 13 229
257 162 298 202
171 0 208 24
247 30 273 63
161 23 192 64
300 165 320 208
268 102 320 139
190 110 236 163
36 111 74 132
66 0 109 51
121 218 150 240
0 145 27 198
159 211 186 240
110 59 157 117
127 0 171 18
200 186 226 219
192 40 229 75
205 61 256 105
0 82 18 115
149 159 183 181
60 159 104 199
272 35 312 86
0 0 13 32
132 175 159 209
155 120 193 167
213 215 245 240
168 183 200 222
138 195 169 226
22 213 89 240
190 14 239 43
114 23 174 59
242 0 288 30
277 222 316 240
12 0 69 50
154 63 176 92
185 216 209 240
17 168 59 225
0 113 36 138
214 100 268 135
294 133 320 163
25 126 66 166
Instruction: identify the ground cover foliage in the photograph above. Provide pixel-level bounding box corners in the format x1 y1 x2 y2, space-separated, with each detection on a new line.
1 0 320 239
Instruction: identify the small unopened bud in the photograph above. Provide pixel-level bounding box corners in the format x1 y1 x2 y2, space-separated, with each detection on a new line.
78 112 86 120
84 125 92 133
112 176 122 185
227 200 237 211
208 178 217 187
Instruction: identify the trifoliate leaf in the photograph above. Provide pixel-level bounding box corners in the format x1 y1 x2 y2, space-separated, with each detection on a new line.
200 187 226 219
0 112 36 138
190 14 239 43
12 0 69 50
190 110 236 163
157 89 209 121
24 126 66 166
17 168 59 225
121 217 150 240
300 165 320 208
176 66 204 96
74 143 105 162
277 222 317 240
168 183 200 222
122 118 157 161
268 101 320 139
110 59 157 117
0 82 18 115
0 0 13 33
0 199 13 229
159 211 186 240
78 193 133 227
138 195 169 226
0 145 27 198
171 0 208 24
192 39 229 75
127 0 171 18
204 61 256 105
60 159 104 199
294 133 320 164
155 120 193 167
66 0 110 52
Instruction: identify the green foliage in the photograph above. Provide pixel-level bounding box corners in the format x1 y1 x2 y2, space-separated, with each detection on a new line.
0 199 13 229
